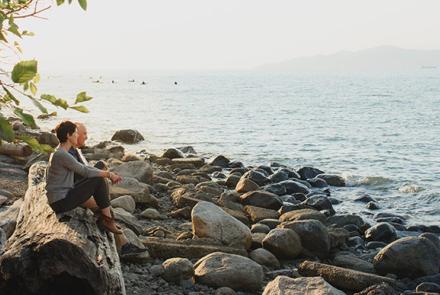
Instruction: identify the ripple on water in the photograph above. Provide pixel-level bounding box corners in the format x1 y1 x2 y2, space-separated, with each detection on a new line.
341 172 393 187
398 184 425 193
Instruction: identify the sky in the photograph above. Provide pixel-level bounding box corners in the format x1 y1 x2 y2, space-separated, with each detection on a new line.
18 0 440 71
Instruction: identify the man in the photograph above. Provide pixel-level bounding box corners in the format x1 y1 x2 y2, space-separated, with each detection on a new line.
71 122 146 257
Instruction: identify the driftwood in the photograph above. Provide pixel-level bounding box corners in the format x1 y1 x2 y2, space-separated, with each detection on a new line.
0 143 32 157
0 162 126 295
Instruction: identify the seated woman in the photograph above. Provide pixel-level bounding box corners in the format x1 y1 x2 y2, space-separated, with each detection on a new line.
46 120 123 234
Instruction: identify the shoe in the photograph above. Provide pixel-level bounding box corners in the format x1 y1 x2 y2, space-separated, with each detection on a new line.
120 243 147 256
98 213 123 234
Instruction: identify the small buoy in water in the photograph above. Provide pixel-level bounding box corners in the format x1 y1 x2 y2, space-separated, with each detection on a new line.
174 81 178 85
141 81 146 85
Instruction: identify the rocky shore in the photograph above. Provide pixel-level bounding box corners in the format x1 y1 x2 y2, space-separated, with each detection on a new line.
1 125 440 295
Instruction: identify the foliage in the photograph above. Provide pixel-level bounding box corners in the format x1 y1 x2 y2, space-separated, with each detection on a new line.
0 0 91 151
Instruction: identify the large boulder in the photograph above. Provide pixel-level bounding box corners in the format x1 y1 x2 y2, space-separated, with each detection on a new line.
208 155 230 168
192 202 252 249
235 178 259 194
242 170 270 186
194 252 264 291
364 222 397 243
263 276 346 295
240 191 282 210
110 195 136 213
278 180 310 195
316 174 345 187
110 160 153 184
161 148 185 159
297 167 325 180
249 248 280 268
280 219 330 258
110 177 158 207
373 236 440 278
262 228 302 259
111 129 144 144
161 258 194 283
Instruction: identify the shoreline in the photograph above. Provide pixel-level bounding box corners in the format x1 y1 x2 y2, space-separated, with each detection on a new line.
1 126 440 294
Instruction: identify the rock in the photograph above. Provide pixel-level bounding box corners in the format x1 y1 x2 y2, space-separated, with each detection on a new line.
268 170 289 183
110 177 158 207
416 282 440 293
0 199 23 238
242 170 270 186
280 219 330 258
297 167 325 180
419 233 440 250
298 261 398 292
235 177 259 193
111 129 144 144
316 174 345 186
259 219 281 229
161 148 185 159
121 153 141 162
302 195 335 214
194 252 264 291
354 194 376 203
279 208 326 223
251 232 266 249
37 131 59 147
333 253 375 273
263 275 346 295
177 146 197 154
243 205 279 223
365 222 397 243
278 180 310 195
215 287 236 295
249 248 280 268
262 228 302 259
169 207 192 219
326 214 366 229
240 191 282 210
217 191 243 211
264 183 287 196
373 236 440 278
225 174 241 189
110 161 153 183
353 283 398 295
192 201 252 249
143 237 248 259
307 177 329 188
162 258 194 283
366 241 387 249
172 157 205 168
141 208 162 219
150 264 165 277
113 207 143 235
221 207 250 225
366 202 380 210
328 228 350 249
208 155 230 168
0 195 7 207
251 223 271 234
110 195 136 213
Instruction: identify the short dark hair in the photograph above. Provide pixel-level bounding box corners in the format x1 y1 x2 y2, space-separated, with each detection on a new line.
53 121 77 143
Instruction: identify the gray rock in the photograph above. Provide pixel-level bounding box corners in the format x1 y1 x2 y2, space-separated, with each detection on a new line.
110 176 158 207
279 208 326 223
332 253 375 273
302 195 335 214
251 223 271 234
373 236 440 278
326 214 366 229
208 155 230 168
316 174 345 186
214 287 236 295
264 183 287 196
278 180 310 195
141 208 162 220
268 170 289 183
262 228 302 259
416 282 440 293
366 202 380 210
239 190 282 210
111 129 144 144
263 275 346 295
242 170 270 186
235 177 259 193
161 148 185 159
297 167 325 180
110 160 153 183
307 177 329 188
194 252 264 291
249 248 280 268
111 195 136 213
162 257 194 283
365 222 397 243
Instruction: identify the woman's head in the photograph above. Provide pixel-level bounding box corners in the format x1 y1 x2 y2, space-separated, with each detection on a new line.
53 121 78 145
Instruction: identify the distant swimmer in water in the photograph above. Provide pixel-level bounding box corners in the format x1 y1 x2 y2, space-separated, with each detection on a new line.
174 81 178 85
112 80 115 84
141 81 146 85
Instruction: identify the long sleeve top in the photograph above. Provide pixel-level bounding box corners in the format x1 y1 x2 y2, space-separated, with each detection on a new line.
45 146 102 204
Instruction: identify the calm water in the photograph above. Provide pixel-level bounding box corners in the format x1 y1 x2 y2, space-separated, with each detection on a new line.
37 70 440 225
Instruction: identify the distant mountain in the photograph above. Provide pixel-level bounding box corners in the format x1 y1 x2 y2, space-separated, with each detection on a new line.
255 46 440 73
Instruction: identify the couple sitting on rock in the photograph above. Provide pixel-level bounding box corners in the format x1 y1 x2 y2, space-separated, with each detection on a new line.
45 120 145 257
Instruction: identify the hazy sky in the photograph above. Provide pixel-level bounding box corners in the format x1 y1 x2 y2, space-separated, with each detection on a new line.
19 0 440 71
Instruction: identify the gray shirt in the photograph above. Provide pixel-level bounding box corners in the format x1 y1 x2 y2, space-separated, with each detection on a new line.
45 147 102 204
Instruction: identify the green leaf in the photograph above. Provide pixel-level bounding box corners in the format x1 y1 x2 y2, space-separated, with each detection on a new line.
78 0 87 10
0 31 7 42
21 30 34 36
56 0 65 5
2 85 19 105
33 73 40 84
0 115 15 142
70 105 89 113
41 94 69 109
26 95 48 114
14 108 37 128
17 135 53 154
11 60 37 83
40 94 57 104
75 91 92 103
30 82 37 95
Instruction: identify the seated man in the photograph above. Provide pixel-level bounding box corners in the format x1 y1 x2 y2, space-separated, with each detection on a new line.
71 122 146 257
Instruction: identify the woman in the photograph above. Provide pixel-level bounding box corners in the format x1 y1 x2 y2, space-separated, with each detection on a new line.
46 120 123 234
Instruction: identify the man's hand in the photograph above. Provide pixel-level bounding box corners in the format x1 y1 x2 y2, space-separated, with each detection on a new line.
109 172 123 184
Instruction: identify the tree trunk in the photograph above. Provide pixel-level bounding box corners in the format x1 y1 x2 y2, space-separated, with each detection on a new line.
0 162 126 295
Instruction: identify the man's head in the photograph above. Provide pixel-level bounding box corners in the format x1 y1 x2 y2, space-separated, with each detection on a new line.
75 122 88 148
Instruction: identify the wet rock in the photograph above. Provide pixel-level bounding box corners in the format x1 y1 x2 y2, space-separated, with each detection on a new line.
251 232 266 249
263 183 287 196
208 155 230 168
111 129 144 144
297 167 325 180
141 208 162 220
161 148 185 159
235 177 259 193
239 190 282 210
242 170 270 186
217 191 243 211
110 195 136 213
177 146 197 154
228 161 244 169
251 223 271 234
225 174 240 188
192 201 252 249
243 205 279 223
333 253 375 273
263 275 345 295
366 202 380 210
279 180 310 195
329 198 342 205
328 228 350 249
249 248 280 268
214 286 236 295
416 282 440 293
316 174 345 187
262 228 302 259
268 170 289 183
259 219 281 229
280 219 330 258
194 252 264 291
419 233 440 251
161 258 194 283
354 194 376 203
221 207 250 226
0 195 7 207
172 157 205 168
37 131 59 147
366 241 387 249
373 236 440 278
279 208 326 223
354 282 398 295
326 214 366 229
365 222 397 243
302 195 335 214
307 177 329 188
